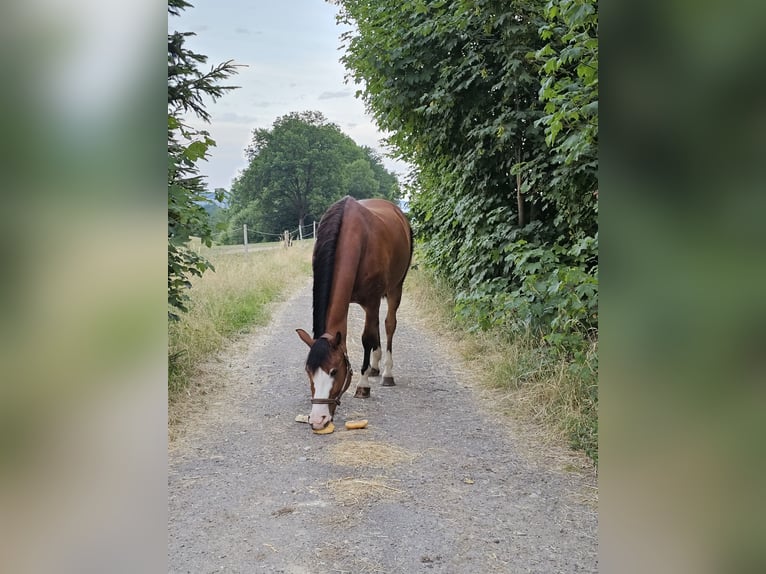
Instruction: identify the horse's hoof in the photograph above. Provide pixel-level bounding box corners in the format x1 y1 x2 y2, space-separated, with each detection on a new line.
369 368 380 376
354 386 371 398
381 377 396 387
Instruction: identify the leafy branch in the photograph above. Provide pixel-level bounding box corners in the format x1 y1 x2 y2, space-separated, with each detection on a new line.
167 0 240 321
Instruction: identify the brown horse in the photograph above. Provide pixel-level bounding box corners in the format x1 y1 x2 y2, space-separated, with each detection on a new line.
296 196 412 431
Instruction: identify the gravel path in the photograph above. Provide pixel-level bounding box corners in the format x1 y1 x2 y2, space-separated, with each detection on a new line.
168 281 598 573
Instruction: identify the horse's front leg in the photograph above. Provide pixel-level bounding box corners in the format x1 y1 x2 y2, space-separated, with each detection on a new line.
354 302 381 398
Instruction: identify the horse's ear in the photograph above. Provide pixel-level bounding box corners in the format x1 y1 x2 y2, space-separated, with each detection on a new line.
333 331 342 346
296 329 314 348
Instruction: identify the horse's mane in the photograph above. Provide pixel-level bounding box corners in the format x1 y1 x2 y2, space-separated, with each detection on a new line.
312 196 350 338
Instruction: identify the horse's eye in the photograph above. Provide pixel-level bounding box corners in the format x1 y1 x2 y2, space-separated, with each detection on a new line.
330 368 338 377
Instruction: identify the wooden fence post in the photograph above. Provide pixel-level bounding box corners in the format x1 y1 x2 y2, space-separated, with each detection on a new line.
243 224 248 254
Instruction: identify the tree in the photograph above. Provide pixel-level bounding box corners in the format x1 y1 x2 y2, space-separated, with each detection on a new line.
168 0 239 320
336 0 597 345
244 111 352 230
344 158 379 199
226 111 400 241
361 146 402 200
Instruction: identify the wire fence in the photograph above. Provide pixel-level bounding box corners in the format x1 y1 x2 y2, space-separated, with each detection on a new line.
238 222 316 244
189 222 318 255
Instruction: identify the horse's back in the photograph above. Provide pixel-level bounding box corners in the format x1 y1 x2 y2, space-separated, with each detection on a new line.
340 198 411 298
358 198 411 261
357 198 410 241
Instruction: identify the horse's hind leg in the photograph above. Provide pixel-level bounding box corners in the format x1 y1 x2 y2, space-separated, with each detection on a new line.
354 302 381 398
381 284 403 387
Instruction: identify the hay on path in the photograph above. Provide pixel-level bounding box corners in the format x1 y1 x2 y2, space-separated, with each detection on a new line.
326 476 405 507
324 440 416 507
327 440 417 469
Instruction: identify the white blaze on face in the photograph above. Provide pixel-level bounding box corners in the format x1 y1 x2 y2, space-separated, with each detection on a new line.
309 367 334 427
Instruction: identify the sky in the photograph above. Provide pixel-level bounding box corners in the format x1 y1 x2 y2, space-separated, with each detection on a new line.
172 0 410 193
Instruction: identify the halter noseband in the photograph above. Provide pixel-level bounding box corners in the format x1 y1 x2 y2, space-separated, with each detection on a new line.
310 352 353 406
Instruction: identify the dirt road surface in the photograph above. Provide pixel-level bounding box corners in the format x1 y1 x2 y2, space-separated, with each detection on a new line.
168 281 598 573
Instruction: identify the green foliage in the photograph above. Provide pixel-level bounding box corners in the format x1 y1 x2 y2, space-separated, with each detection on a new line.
534 0 598 162
338 0 598 352
361 146 402 200
224 111 400 241
168 0 239 320
531 0 598 262
344 158 379 199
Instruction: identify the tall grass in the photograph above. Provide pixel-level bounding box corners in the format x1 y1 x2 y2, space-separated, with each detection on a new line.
168 241 313 399
404 264 598 464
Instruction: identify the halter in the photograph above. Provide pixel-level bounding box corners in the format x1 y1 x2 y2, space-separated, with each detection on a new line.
310 352 353 406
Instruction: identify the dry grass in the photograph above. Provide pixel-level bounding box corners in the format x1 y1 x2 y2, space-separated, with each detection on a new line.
403 262 598 464
168 241 313 400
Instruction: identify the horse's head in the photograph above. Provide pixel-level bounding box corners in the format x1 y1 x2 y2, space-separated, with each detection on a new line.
296 329 353 431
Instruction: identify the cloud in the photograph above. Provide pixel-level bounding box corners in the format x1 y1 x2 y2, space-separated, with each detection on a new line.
234 27 250 35
318 90 351 100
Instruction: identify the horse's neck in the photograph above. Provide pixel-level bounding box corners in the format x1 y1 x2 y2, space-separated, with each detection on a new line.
325 267 355 346
324 227 363 347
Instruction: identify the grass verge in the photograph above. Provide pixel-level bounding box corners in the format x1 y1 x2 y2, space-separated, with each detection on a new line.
168 241 313 401
404 264 598 465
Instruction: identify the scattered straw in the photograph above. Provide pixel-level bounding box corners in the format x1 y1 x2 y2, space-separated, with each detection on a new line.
327 440 417 469
326 476 405 506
